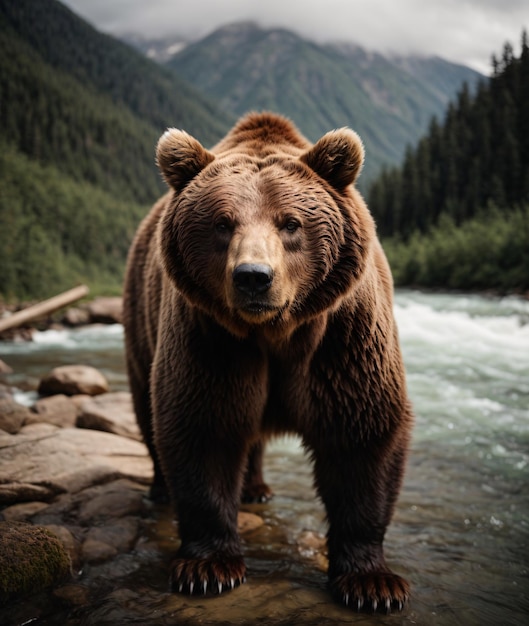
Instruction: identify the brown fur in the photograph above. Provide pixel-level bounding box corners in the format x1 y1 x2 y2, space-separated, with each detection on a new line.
123 112 413 612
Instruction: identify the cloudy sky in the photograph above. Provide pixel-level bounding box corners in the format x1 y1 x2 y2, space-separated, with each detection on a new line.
62 0 527 74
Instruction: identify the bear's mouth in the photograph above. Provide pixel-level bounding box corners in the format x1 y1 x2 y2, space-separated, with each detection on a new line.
235 300 286 323
242 301 277 315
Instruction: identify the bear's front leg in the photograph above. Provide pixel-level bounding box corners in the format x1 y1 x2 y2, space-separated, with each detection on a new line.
151 330 266 596
309 436 410 613
156 426 251 596
170 502 247 596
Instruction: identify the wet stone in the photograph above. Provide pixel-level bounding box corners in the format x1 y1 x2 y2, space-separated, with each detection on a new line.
0 397 31 434
77 391 140 440
237 511 265 534
84 517 140 554
62 307 91 326
0 481 58 505
28 394 78 428
0 501 50 521
82 538 119 564
53 583 91 606
77 479 148 523
0 426 152 505
85 297 123 324
38 365 109 397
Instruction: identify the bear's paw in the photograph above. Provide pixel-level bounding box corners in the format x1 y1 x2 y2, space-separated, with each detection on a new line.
331 570 410 613
170 554 246 596
241 482 273 504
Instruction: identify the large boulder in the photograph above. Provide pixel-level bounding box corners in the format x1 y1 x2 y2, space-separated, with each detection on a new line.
0 521 71 601
0 424 152 505
76 392 140 440
28 394 78 428
86 297 123 324
38 365 109 397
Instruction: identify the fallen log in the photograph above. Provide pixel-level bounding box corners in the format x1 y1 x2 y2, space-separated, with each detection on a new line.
0 285 90 334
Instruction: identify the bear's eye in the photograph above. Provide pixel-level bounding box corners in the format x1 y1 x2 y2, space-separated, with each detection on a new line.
283 219 301 233
215 218 233 234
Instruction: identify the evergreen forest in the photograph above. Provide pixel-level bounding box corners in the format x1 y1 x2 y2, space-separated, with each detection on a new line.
0 0 232 301
368 33 529 292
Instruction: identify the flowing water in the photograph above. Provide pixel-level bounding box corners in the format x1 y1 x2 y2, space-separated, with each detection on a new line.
1 290 528 625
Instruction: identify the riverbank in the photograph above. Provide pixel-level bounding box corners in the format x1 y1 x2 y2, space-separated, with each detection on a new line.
0 296 123 342
1 366 297 625
1 290 528 625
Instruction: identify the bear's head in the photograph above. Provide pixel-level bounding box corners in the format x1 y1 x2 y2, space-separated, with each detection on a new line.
156 114 375 339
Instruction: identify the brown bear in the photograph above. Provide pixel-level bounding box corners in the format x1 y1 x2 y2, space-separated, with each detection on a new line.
123 112 413 613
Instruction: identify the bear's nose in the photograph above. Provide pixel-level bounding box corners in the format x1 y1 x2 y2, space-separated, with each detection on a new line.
233 263 274 296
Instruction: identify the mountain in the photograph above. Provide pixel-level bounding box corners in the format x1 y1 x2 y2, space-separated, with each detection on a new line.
0 0 233 300
0 0 233 203
165 22 483 184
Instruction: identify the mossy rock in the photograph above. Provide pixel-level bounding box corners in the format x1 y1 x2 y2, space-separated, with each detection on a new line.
0 521 71 603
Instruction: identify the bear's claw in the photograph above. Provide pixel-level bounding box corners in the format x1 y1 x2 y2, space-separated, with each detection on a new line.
170 554 246 596
331 571 409 613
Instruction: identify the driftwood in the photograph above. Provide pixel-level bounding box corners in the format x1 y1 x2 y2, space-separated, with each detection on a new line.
0 285 89 334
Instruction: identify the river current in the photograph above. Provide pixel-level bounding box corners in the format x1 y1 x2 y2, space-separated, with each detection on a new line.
1 290 528 625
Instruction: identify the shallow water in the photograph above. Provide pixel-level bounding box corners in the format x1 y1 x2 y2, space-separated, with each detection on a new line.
1 290 528 625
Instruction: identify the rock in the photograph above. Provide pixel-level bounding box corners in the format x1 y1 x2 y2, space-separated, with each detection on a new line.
62 307 90 327
42 524 79 569
28 394 78 428
0 426 152 506
86 517 140 551
297 530 326 553
0 358 13 375
297 530 328 572
0 482 59 505
81 538 118 564
0 397 30 434
0 521 71 601
77 392 140 440
82 517 140 563
0 384 13 399
0 501 50 522
237 511 265 534
53 583 91 606
86 297 123 324
38 365 109 397
70 394 91 411
29 479 147 530
77 480 147 523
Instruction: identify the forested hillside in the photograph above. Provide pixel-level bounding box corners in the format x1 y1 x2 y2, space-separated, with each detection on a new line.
0 0 232 300
368 33 529 292
166 22 482 183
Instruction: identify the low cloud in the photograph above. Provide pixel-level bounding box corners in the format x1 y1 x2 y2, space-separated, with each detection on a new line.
63 0 527 73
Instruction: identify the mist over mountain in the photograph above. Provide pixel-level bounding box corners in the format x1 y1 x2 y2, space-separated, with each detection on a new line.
128 22 483 183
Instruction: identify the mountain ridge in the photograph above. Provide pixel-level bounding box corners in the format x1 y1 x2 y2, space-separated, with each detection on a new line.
153 22 483 183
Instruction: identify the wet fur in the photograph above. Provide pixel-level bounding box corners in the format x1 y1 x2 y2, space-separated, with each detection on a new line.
123 112 413 612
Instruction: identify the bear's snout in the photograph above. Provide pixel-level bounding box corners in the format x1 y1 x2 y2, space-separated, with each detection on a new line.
233 263 274 296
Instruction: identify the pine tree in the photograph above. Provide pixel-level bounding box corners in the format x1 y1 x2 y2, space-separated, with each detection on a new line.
367 31 529 291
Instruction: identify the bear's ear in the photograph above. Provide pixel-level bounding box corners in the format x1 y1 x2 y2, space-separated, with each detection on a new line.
156 129 215 191
300 129 364 190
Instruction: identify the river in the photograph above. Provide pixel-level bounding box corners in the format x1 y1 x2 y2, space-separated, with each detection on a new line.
1 290 528 625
